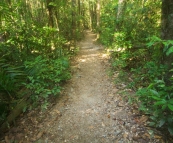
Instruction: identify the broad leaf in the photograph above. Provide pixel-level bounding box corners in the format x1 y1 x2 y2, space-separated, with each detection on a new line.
168 98 173 104
166 46 173 56
154 100 166 106
159 118 166 127
151 96 161 101
150 89 159 96
168 127 173 135
168 104 173 111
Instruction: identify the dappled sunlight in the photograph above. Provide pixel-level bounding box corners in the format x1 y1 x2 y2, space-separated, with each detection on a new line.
116 47 125 52
76 52 106 65
1 0 169 142
79 59 86 62
101 53 108 58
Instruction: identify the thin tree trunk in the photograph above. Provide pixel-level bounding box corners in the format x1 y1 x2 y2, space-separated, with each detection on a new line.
47 0 54 28
71 0 76 44
116 0 126 31
96 0 100 38
54 10 59 32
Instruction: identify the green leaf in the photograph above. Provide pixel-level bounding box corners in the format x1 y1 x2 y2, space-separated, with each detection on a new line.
168 127 173 135
166 46 173 56
148 83 154 89
167 117 173 124
150 116 157 120
151 96 161 101
147 42 154 47
168 104 173 111
23 106 27 113
159 118 165 127
162 104 167 110
168 98 173 104
154 100 166 106
42 93 49 98
149 122 155 126
41 102 49 110
150 89 159 96
169 68 173 72
148 130 154 136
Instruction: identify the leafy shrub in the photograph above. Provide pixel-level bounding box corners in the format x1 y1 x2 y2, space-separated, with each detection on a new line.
134 36 173 134
0 59 26 98
130 61 165 88
0 59 26 124
24 56 71 109
137 79 173 134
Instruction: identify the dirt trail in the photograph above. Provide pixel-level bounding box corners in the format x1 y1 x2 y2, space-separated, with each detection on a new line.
44 31 121 143
2 31 164 143
37 31 156 143
35 30 129 142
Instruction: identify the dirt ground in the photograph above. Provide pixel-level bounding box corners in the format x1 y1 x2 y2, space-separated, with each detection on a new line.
0 31 170 143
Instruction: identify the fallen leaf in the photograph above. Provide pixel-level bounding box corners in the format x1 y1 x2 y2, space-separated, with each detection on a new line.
154 135 162 139
5 136 10 143
139 116 148 124
123 133 128 139
142 133 150 138
54 110 61 115
86 109 91 114
88 126 94 129
118 102 124 107
36 131 44 140
102 122 105 127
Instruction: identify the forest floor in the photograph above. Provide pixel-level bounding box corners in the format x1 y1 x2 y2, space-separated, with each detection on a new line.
1 31 169 143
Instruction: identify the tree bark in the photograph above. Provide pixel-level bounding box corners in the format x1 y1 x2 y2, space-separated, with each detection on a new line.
161 0 173 82
96 0 100 38
47 0 54 28
71 0 76 44
116 0 126 31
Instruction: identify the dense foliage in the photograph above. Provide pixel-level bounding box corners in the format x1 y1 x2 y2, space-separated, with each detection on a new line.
0 0 173 136
0 0 87 127
99 0 173 134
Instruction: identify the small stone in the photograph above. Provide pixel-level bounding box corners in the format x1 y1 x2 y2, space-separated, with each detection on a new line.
132 128 137 133
114 131 122 136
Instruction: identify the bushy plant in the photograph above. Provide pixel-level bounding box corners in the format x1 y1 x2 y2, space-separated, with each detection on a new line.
24 56 71 109
137 79 173 134
134 37 173 134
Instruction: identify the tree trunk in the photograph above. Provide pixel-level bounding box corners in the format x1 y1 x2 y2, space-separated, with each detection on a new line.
89 1 97 31
89 2 92 30
71 0 76 44
96 0 100 39
161 0 173 83
116 0 126 31
47 0 54 28
54 10 59 31
77 0 81 28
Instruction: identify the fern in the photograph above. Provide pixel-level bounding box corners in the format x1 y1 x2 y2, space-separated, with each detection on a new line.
0 58 26 99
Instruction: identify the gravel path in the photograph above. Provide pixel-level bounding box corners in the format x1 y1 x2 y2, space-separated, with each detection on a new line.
1 31 165 143
37 31 161 143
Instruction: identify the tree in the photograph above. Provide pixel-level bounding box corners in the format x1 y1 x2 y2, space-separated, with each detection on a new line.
161 0 173 83
96 0 100 38
116 0 126 31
